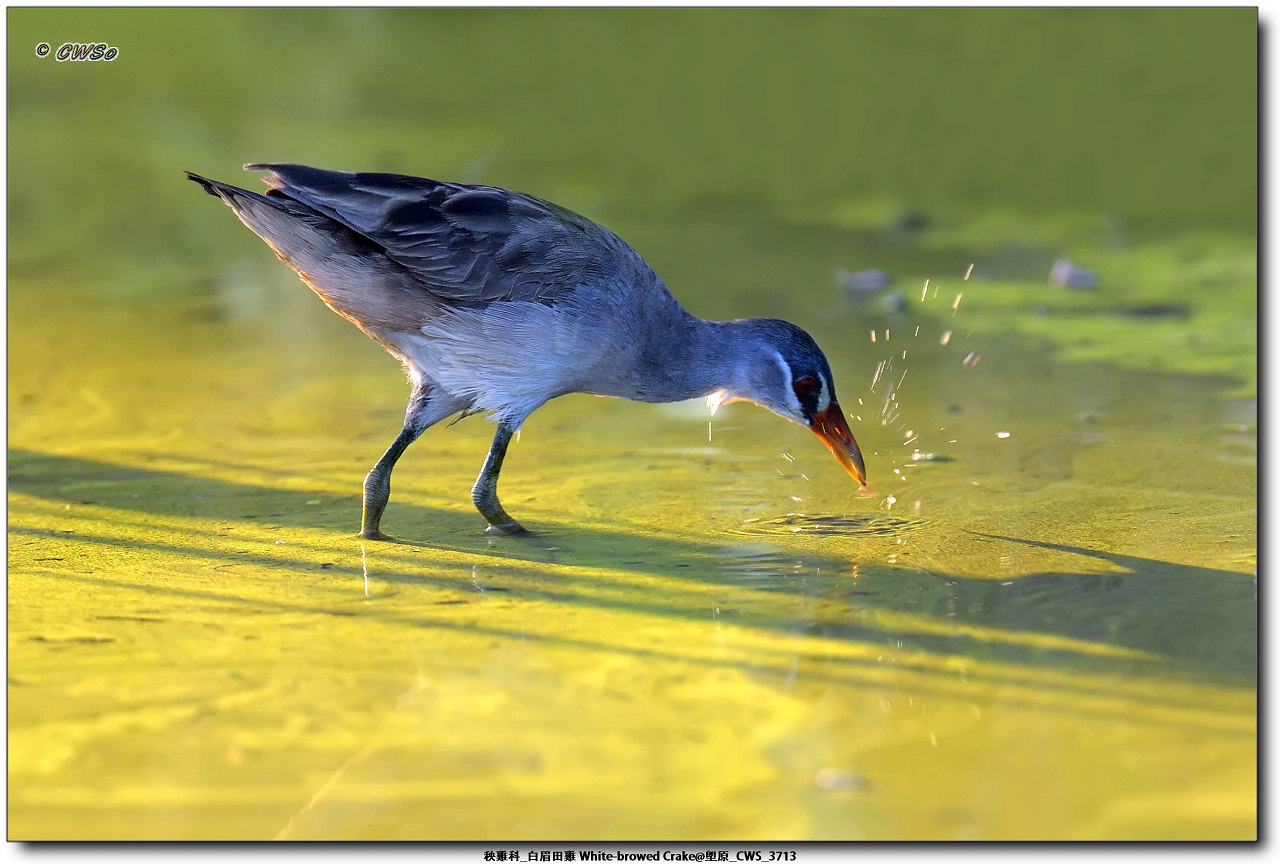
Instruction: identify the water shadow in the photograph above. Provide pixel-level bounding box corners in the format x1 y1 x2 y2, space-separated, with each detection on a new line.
10 449 1257 698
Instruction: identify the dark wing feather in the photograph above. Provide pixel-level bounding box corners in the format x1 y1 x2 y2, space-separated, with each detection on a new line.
245 163 652 307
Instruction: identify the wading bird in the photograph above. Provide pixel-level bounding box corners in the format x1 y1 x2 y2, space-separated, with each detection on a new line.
187 164 867 536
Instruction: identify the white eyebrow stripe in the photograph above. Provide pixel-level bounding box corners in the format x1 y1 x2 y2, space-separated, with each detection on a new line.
816 376 831 414
772 351 803 417
773 350 832 417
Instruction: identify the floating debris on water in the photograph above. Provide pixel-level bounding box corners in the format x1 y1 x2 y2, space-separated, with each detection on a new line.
1115 303 1191 319
996 431 1011 439
940 330 952 345
890 211 930 234
815 769 871 791
1050 257 1099 289
962 352 980 367
841 268 894 294
882 292 907 313
964 263 975 280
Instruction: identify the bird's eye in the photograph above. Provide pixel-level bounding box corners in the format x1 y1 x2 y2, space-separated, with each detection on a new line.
793 376 820 397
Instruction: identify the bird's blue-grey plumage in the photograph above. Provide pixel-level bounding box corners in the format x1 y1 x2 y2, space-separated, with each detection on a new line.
247 162 659 308
187 163 866 536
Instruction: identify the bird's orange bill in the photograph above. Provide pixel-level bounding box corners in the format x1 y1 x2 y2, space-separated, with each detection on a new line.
809 402 868 489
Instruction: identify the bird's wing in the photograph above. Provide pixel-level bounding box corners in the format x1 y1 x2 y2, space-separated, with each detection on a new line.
245 163 652 307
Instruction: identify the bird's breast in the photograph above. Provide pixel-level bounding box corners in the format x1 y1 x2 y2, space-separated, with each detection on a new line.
382 299 601 424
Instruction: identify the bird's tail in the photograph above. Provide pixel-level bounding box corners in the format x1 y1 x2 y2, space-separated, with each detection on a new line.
186 169 340 259
186 170 299 228
186 171 257 203
186 169 391 332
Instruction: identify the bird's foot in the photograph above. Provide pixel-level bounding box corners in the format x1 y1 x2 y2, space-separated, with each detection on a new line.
484 521 532 537
357 529 396 542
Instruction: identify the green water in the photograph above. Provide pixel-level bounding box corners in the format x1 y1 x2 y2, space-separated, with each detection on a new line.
7 8 1256 840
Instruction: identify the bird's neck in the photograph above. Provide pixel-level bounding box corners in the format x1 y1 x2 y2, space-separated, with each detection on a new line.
641 313 762 404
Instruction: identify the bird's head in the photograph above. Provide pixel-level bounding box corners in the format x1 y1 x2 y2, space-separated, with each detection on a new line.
708 319 868 489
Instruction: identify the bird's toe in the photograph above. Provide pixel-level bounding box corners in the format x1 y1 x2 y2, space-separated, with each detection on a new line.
484 522 533 537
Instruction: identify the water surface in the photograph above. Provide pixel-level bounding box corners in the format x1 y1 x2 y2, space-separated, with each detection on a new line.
7 8 1256 841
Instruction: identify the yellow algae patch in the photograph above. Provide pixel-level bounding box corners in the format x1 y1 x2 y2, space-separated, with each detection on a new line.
7 8 1256 837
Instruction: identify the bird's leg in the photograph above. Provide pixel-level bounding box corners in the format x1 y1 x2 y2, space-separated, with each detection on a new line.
472 422 528 535
359 384 443 541
359 424 422 540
